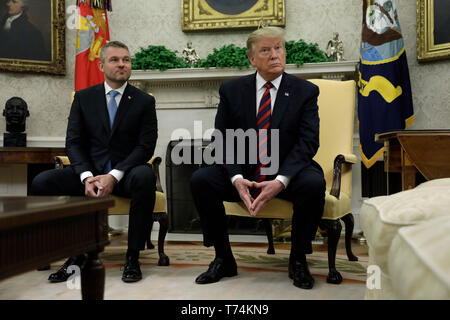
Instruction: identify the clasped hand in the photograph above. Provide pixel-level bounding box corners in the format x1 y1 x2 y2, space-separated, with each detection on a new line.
84 174 117 197
234 178 284 216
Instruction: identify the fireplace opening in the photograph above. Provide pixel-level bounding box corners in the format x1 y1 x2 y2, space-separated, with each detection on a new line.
165 139 267 235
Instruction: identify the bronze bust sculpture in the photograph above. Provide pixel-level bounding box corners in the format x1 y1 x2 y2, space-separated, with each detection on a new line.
3 97 29 146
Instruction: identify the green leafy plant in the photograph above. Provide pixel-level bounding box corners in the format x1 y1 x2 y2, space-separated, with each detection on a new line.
195 44 250 69
132 45 190 71
132 40 332 71
285 40 333 66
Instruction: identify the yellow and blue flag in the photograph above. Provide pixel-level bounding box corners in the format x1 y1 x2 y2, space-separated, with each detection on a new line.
358 0 414 168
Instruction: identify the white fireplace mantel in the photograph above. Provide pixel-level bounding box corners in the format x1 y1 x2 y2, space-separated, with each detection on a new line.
129 60 359 110
130 60 359 83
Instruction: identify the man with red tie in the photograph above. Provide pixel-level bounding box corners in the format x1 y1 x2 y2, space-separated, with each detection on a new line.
190 27 326 289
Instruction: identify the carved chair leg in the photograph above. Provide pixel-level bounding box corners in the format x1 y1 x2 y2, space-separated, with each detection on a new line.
156 212 170 266
146 215 155 250
340 213 358 261
263 219 275 254
319 219 343 284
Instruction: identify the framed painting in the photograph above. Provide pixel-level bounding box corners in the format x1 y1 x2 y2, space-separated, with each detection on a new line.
0 0 65 75
182 0 285 31
417 0 450 62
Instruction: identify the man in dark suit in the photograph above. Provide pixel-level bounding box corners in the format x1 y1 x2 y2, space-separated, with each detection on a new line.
190 27 325 289
31 41 158 283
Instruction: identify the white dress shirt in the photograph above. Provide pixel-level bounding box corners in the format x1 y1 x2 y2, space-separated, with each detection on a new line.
80 81 128 184
3 12 22 31
231 73 291 189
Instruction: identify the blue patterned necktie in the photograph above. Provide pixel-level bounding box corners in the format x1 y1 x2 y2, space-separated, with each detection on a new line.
104 90 119 173
252 81 274 197
107 90 119 128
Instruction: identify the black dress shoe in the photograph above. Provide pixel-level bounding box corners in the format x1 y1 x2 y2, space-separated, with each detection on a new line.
48 255 86 283
289 260 314 289
122 257 142 283
195 257 237 284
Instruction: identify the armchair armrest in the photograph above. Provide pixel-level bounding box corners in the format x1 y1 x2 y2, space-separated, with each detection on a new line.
54 155 70 169
149 156 164 193
330 153 357 198
53 155 164 193
341 153 357 164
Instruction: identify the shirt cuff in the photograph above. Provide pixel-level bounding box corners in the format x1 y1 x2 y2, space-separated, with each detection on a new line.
80 171 93 184
108 169 124 183
231 174 244 185
275 175 291 189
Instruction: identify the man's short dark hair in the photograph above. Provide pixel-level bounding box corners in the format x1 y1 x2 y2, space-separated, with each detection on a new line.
100 41 129 62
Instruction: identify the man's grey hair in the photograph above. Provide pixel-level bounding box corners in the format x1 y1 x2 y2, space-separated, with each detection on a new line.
100 41 129 62
10 0 29 9
14 0 31 9
246 26 286 56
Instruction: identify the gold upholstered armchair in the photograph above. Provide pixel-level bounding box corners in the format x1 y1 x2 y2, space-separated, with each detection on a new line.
224 79 357 284
54 155 170 266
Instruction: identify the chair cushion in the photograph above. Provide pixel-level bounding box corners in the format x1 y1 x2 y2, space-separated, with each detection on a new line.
225 189 350 220
360 178 450 272
224 198 293 219
108 191 166 215
388 215 450 299
415 177 450 189
372 179 450 226
322 190 351 220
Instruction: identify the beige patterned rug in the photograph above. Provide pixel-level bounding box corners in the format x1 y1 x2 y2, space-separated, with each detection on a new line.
0 240 368 300
101 242 368 283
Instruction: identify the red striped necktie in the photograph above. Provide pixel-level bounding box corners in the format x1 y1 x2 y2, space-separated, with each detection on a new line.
252 81 273 197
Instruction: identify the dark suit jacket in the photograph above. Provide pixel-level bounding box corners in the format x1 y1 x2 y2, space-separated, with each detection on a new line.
215 72 320 180
0 13 47 60
66 83 157 175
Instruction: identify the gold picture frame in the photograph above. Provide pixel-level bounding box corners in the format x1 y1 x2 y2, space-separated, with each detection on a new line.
0 0 65 75
417 0 450 62
182 0 285 32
